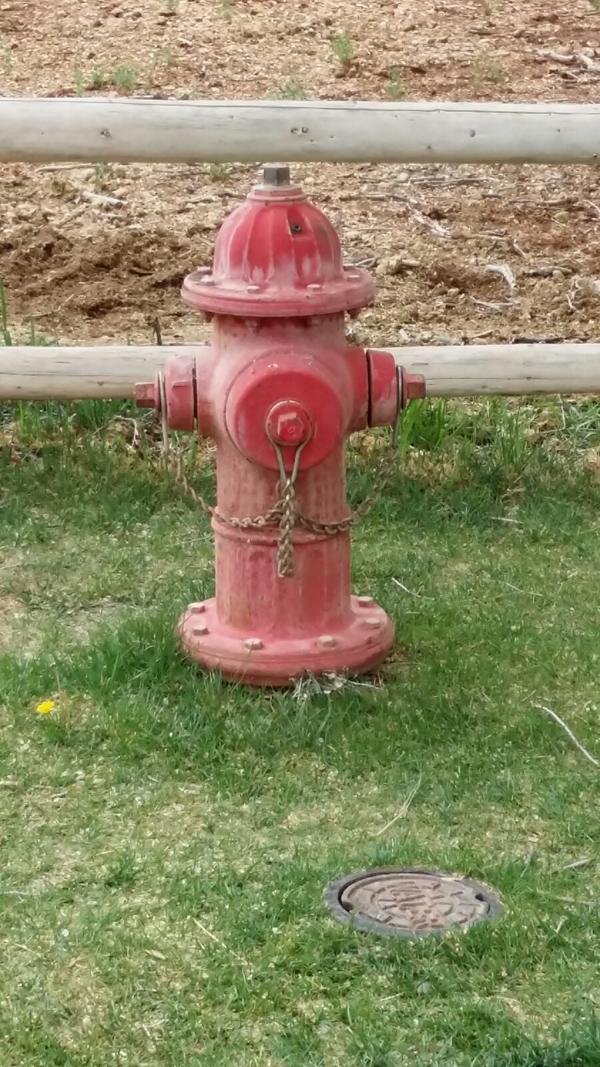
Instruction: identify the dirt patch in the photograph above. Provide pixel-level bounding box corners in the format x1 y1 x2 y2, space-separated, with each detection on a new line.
0 585 128 657
0 595 28 653
1 0 600 347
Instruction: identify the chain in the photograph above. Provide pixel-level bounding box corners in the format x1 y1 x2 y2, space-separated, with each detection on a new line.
275 470 297 578
151 372 401 579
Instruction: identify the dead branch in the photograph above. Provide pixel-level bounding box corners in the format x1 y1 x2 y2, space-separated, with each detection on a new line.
408 205 452 239
471 297 518 311
77 190 127 208
485 263 516 292
540 49 600 74
372 773 422 837
533 703 600 768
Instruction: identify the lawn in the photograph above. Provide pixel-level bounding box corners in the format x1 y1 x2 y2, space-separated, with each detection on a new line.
2 0 600 1058
1 389 600 1067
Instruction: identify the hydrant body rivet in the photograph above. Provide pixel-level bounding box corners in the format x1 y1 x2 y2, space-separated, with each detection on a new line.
135 165 426 685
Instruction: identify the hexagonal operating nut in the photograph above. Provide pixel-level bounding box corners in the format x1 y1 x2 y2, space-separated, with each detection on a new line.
402 370 426 404
266 400 313 447
262 164 291 186
276 412 306 444
135 381 158 409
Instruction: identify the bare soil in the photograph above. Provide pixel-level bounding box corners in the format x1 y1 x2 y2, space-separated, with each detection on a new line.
1 0 600 348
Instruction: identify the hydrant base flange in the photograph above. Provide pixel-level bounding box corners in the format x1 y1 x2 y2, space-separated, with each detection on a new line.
178 596 394 687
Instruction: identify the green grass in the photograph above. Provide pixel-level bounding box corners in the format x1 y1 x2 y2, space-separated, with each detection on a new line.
471 54 507 86
330 30 356 68
386 65 405 100
154 45 177 68
0 41 12 74
208 162 233 182
73 64 139 94
112 64 138 93
270 78 307 101
2 331 600 1064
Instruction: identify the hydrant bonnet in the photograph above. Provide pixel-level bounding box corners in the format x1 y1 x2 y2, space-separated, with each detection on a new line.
182 164 375 318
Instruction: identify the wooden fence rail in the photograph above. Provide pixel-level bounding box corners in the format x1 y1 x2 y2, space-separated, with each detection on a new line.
1 99 600 164
2 344 600 400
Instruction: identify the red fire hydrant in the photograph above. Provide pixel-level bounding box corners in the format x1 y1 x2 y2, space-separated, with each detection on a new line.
136 165 424 686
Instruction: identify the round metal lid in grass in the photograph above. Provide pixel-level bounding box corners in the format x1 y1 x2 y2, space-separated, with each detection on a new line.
325 867 502 938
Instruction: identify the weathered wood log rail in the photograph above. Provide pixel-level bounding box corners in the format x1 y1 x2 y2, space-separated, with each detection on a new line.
0 99 599 164
2 345 599 401
1 97 599 401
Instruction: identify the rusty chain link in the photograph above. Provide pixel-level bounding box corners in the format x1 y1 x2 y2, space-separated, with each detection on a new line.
274 470 298 578
147 371 401 579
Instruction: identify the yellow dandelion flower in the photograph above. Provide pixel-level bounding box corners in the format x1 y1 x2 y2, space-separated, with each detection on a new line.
35 699 56 716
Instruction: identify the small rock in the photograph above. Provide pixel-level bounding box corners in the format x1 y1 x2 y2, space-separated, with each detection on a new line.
376 254 420 277
15 205 37 221
187 220 214 236
35 225 58 252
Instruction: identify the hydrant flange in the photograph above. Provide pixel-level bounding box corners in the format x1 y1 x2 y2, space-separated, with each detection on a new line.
179 595 393 687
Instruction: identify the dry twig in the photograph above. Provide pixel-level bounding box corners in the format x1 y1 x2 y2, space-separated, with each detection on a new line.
485 263 516 293
408 205 452 239
37 163 94 173
540 49 600 74
372 774 423 837
403 175 496 188
581 200 600 219
533 704 599 768
78 190 127 208
191 917 249 967
525 265 574 278
560 857 592 871
392 577 433 600
471 298 517 311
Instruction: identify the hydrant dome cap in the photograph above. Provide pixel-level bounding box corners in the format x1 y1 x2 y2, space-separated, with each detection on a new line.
182 176 374 317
